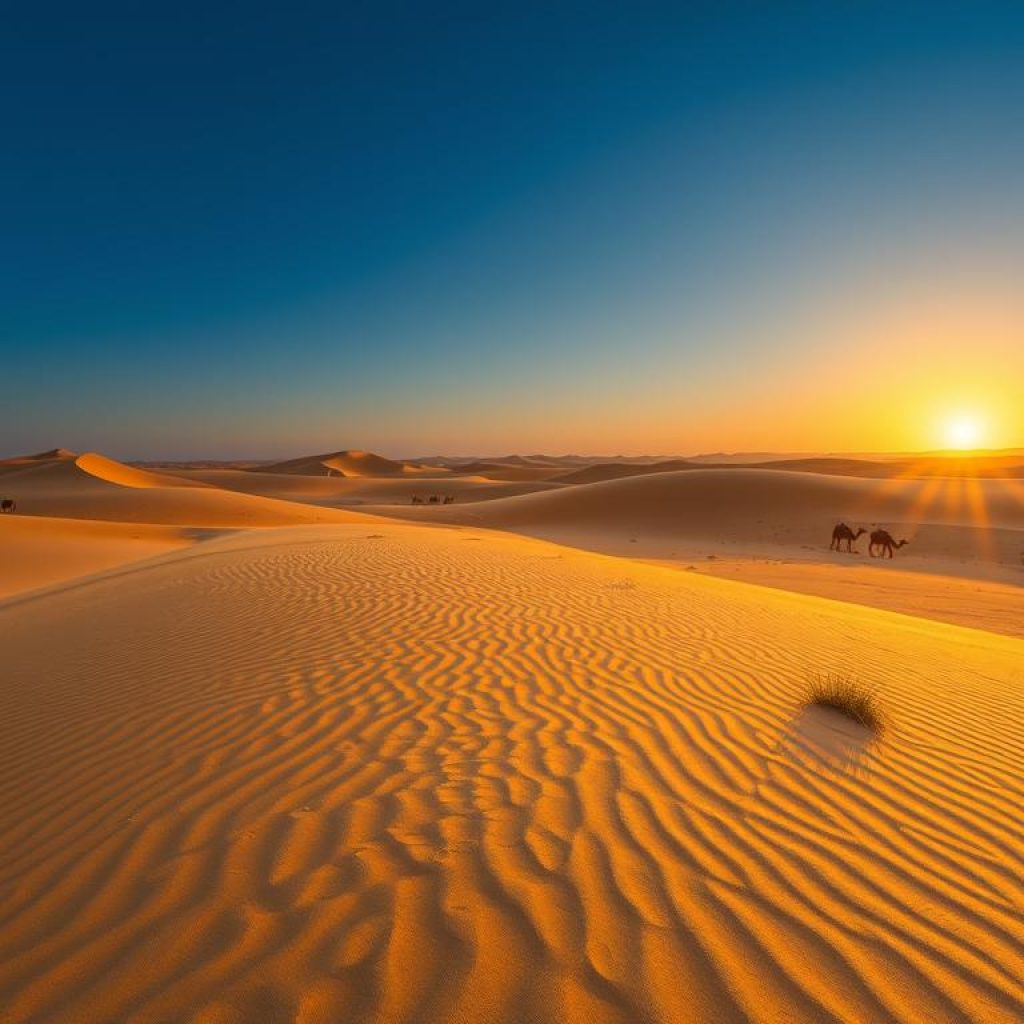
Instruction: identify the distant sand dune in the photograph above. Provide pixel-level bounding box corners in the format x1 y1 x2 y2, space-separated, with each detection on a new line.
0 448 77 475
1 453 370 528
554 455 1024 485
259 449 425 478
379 468 1024 634
1 524 1022 1022
182 468 564 506
417 468 1024 563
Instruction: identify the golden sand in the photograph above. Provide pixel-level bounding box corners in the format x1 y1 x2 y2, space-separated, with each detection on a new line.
1 451 1022 1022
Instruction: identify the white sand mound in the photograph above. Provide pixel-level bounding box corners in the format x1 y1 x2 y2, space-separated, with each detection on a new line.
1 523 1021 1022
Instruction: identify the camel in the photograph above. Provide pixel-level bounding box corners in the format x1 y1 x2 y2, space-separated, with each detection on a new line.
411 495 424 504
830 523 865 552
869 529 908 558
443 495 455 504
0 498 15 514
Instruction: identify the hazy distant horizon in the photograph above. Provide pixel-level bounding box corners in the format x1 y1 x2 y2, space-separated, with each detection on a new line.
7 443 1024 466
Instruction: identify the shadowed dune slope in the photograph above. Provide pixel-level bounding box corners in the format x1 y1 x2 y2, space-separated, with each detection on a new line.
418 468 1024 565
1 523 1021 1023
0 454 370 528
0 448 77 475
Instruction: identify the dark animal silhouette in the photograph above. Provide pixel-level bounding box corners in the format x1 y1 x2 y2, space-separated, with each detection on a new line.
830 523 865 552
443 495 455 504
411 495 423 504
0 498 15 514
869 529 908 558
428 494 439 504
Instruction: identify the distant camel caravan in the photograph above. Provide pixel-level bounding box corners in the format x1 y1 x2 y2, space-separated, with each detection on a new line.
0 498 15 514
869 529 909 559
411 494 455 505
830 523 865 552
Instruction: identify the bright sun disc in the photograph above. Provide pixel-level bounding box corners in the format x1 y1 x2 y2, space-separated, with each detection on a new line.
945 414 982 450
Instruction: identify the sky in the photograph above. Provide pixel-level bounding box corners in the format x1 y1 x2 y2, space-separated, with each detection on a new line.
3 1 1023 459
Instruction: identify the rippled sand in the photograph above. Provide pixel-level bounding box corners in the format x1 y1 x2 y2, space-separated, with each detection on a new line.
2 523 1022 1023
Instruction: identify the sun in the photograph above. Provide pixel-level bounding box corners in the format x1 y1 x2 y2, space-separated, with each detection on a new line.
944 414 983 451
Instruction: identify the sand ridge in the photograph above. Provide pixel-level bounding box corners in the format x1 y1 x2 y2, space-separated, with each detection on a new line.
1 523 1022 1022
0 453 374 529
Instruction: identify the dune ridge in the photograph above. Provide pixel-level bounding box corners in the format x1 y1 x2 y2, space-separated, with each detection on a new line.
0 452 372 528
1 524 1022 1023
75 452 213 489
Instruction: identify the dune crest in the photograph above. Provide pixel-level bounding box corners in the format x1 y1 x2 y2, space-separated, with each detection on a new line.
76 452 212 489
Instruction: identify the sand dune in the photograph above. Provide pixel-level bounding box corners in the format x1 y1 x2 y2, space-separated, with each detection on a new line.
259 449 427 478
179 468 563 506
383 468 1024 634
554 460 692 485
420 467 1024 560
555 455 1024 485
0 514 200 598
76 451 212 489
1 453 369 528
1 523 1022 1022
472 465 570 482
0 447 77 474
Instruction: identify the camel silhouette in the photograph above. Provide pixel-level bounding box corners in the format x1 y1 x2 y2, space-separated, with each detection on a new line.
830 523 865 552
0 498 15 514
869 529 908 558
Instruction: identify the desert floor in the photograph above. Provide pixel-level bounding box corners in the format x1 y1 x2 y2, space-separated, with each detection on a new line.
1 450 1022 1022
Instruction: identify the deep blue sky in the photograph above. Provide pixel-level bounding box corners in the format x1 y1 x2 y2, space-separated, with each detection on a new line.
3 2 1023 457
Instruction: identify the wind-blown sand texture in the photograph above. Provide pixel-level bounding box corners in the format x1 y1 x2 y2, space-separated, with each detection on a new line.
2 523 1022 1023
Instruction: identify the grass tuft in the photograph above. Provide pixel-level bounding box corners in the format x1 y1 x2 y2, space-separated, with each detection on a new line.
803 673 885 736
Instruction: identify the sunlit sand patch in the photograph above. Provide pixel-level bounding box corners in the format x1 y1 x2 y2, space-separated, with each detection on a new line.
2 523 1022 1022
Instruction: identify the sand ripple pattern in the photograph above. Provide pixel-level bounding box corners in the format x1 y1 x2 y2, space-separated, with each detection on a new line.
1 525 1022 1023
